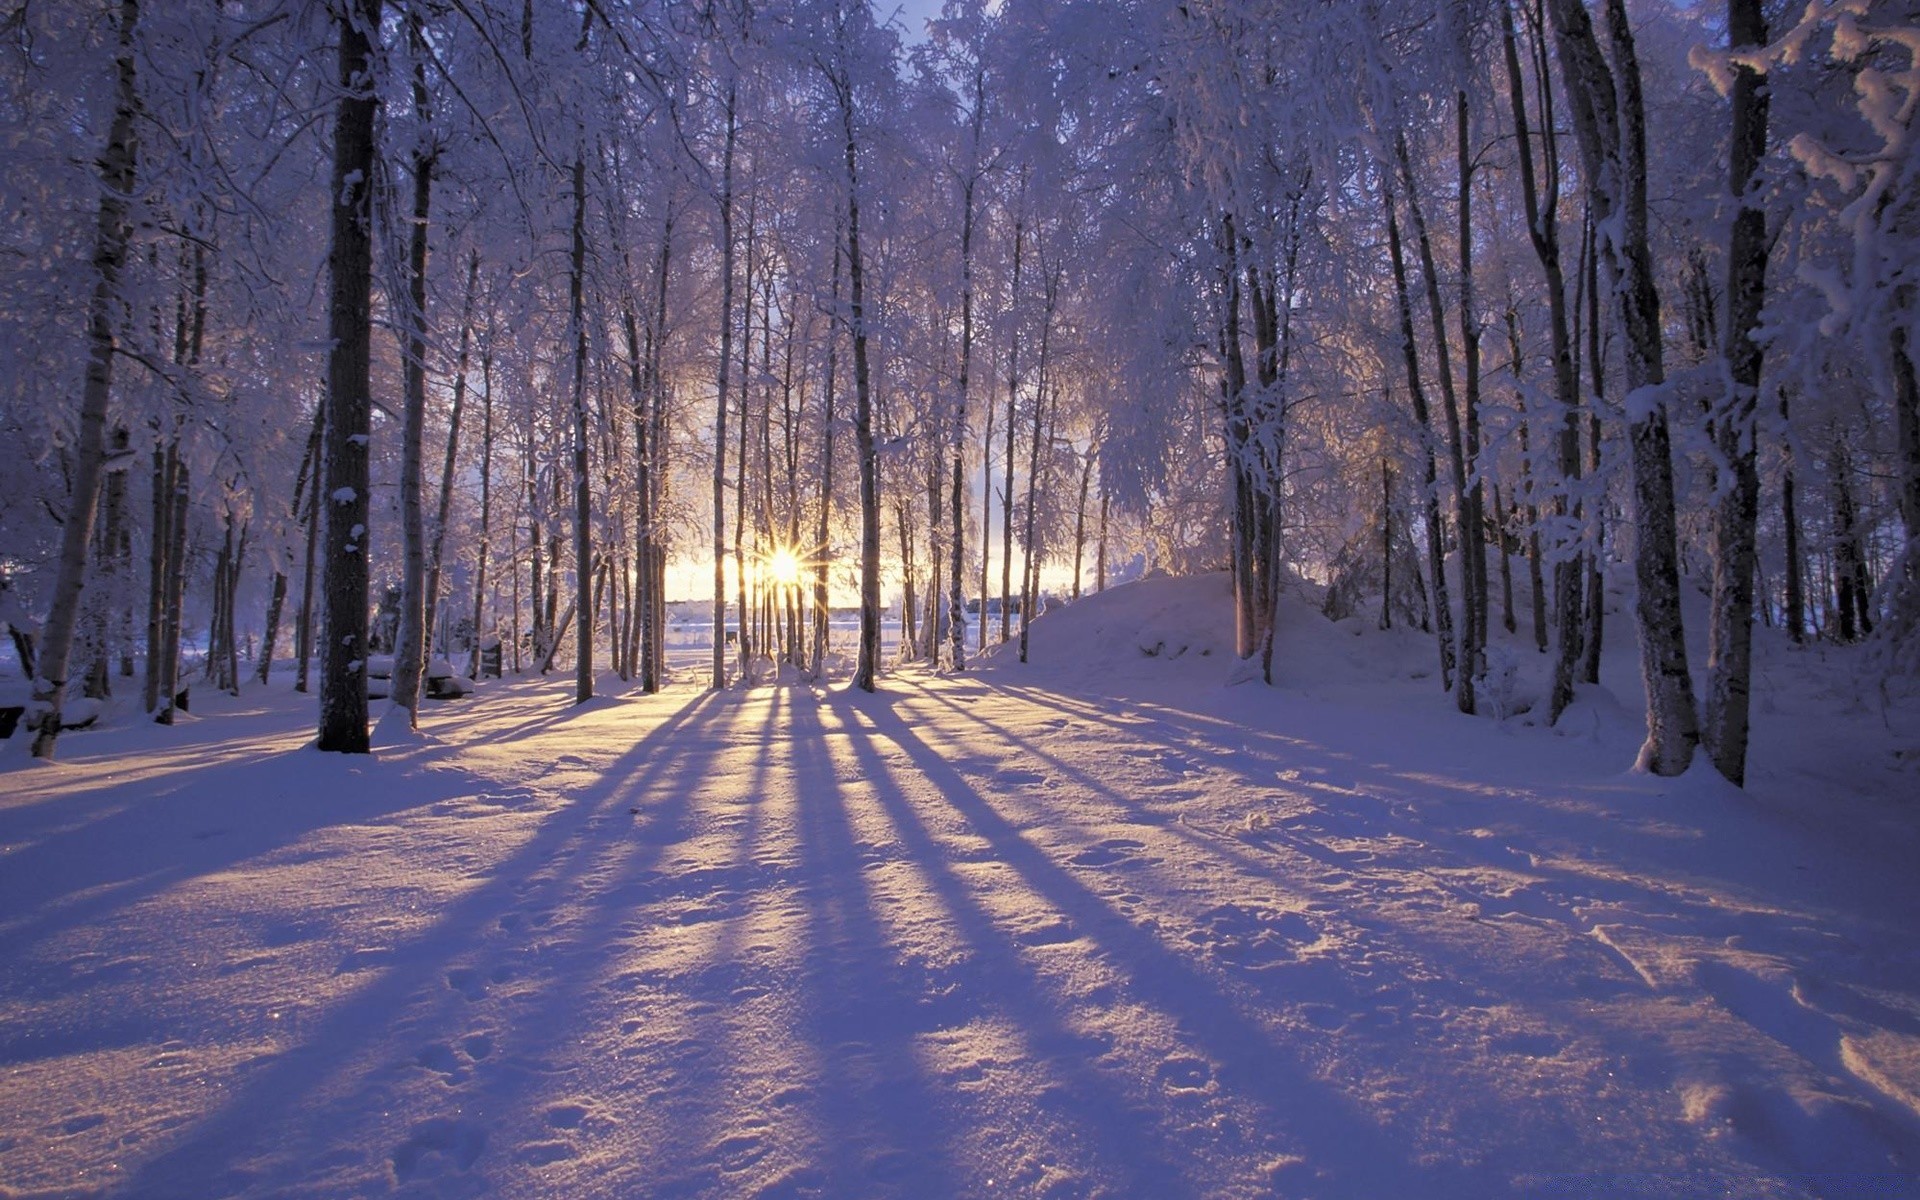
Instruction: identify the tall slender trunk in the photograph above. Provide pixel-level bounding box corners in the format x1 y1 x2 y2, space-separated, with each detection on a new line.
1000 214 1025 648
569 153 593 703
734 210 756 671
1384 181 1458 692
1019 269 1059 665
30 0 140 758
844 85 882 693
145 445 171 712
1095 483 1110 593
390 27 436 727
85 427 132 699
316 0 384 754
1781 393 1805 643
265 406 323 687
1456 90 1490 664
812 243 840 681
1832 440 1872 642
712 87 737 689
642 215 672 691
1395 132 1476 714
1071 451 1091 600
426 251 479 682
949 161 979 670
978 379 995 653
1547 0 1699 774
1581 213 1607 687
156 450 190 723
1503 0 1586 717
1703 0 1772 786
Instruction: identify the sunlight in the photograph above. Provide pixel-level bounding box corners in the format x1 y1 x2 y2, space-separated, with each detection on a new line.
763 546 803 589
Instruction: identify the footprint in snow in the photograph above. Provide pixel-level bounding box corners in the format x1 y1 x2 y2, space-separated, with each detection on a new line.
392 1117 486 1181
1069 838 1148 868
1187 903 1318 970
994 768 1049 788
446 966 492 1000
1155 1055 1216 1093
515 1140 578 1166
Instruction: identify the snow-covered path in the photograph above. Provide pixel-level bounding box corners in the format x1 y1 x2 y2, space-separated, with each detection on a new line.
4 620 1920 1197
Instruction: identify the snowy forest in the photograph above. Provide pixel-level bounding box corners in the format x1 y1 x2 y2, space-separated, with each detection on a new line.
7 2 1920 1196
1 0 1913 770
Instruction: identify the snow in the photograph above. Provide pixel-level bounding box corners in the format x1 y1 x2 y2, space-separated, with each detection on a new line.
3 574 1919 1198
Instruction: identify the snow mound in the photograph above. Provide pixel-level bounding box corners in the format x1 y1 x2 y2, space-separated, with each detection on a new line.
974 572 1233 685
976 571 1439 697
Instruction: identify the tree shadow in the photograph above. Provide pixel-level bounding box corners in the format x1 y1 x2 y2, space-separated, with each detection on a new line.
828 686 1465 1197
105 688 734 1197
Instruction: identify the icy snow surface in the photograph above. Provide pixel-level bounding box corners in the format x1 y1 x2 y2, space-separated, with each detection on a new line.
3 573 1919 1198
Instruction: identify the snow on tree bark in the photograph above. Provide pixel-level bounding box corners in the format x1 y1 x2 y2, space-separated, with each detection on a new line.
1546 0 1698 776
1703 0 1772 788
30 0 140 760
316 0 383 755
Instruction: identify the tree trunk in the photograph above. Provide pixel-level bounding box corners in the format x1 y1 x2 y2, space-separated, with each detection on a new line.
811 243 840 682
258 570 288 687
1581 217 1608 688
426 250 478 683
1703 0 1772 786
569 153 593 704
1832 440 1872 642
1019 269 1059 666
1384 183 1458 692
1781 394 1805 643
845 88 882 693
29 0 140 759
1000 214 1024 649
145 446 171 713
949 168 978 668
154 450 191 724
1095 482 1110 593
1381 458 1394 631
1502 0 1587 717
1547 0 1699 774
712 87 737 690
1071 451 1091 601
1395 132 1477 714
390 31 436 728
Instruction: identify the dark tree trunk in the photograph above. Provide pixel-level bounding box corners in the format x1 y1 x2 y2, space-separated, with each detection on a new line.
316 0 384 754
1384 182 1458 692
1547 0 1699 774
1703 0 1772 787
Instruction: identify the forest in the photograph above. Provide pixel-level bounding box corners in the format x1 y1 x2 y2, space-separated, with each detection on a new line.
2 0 1916 774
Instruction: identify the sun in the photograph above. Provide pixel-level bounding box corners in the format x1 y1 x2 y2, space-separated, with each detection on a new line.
763 546 803 588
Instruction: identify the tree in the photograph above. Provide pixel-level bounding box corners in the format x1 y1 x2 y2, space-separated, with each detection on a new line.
1700 0 1773 786
29 0 140 760
316 0 384 755
1546 0 1699 775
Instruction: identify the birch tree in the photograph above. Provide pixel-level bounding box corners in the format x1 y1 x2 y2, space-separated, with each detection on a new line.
28 0 141 760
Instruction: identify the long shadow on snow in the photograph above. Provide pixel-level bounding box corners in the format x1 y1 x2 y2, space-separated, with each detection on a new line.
474 685 800 1197
961 677 1920 1181
109 688 731 1198
831 687 1476 1198
0 735 488 1026
781 691 968 1196
817 691 1221 1196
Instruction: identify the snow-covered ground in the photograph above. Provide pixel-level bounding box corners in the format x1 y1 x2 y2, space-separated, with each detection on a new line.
3 573 1918 1198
